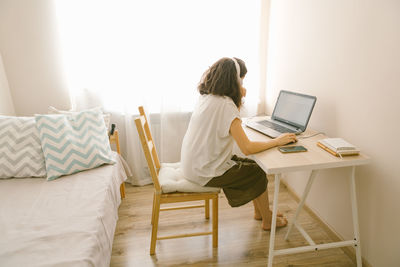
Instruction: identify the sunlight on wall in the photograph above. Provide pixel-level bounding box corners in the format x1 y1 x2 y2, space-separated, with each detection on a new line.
54 0 260 113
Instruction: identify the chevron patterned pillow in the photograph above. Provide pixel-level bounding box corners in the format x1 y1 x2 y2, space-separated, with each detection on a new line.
35 110 115 181
48 106 111 131
0 116 46 178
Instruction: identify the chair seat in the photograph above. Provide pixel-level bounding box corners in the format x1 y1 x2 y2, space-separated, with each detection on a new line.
159 162 220 193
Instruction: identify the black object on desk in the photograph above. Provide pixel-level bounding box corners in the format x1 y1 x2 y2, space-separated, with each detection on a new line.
278 145 307 153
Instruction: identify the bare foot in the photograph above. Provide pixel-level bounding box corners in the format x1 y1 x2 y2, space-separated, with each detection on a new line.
262 216 288 231
254 211 284 220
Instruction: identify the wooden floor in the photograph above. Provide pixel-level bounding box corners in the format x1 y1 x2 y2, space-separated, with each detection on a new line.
111 180 356 267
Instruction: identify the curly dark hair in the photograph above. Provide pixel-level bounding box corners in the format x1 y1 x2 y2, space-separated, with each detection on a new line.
198 57 247 108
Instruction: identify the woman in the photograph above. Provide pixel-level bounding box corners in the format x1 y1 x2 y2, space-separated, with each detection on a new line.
181 57 296 230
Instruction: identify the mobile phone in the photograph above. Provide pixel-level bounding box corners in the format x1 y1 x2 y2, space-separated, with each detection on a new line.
278 145 308 153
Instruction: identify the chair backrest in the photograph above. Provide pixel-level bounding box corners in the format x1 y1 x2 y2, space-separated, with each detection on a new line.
135 106 161 192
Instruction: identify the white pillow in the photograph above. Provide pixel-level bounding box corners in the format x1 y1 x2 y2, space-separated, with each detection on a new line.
35 109 115 181
48 106 111 131
158 162 220 193
0 116 46 178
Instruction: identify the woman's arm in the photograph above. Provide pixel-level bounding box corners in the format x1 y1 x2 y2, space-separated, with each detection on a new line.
230 118 297 156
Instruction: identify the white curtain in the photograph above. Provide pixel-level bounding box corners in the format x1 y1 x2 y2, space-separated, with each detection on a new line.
55 0 264 185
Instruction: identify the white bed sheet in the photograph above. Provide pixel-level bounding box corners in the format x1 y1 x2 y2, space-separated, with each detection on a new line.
0 152 128 267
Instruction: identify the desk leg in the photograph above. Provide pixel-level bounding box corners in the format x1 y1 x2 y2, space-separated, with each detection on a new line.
268 173 281 267
285 170 318 241
350 166 362 267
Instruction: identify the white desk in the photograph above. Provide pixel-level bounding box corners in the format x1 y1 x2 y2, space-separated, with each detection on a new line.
244 119 371 267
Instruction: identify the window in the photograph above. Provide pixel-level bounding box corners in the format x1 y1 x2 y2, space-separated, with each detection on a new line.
55 0 261 113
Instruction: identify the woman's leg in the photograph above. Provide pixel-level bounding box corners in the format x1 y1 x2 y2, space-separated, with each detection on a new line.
253 200 261 219
253 200 262 220
253 189 287 230
253 200 284 220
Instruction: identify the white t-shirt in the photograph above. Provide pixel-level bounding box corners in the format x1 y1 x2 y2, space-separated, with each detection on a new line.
181 94 241 186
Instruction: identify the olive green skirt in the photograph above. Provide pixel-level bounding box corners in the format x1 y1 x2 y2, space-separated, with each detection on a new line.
205 155 267 207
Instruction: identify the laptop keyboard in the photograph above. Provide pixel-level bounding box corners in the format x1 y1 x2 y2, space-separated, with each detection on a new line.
258 120 296 133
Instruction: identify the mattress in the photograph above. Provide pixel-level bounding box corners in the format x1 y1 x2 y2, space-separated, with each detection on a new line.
0 152 128 267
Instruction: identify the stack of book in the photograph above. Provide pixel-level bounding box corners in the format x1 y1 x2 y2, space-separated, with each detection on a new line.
317 138 360 157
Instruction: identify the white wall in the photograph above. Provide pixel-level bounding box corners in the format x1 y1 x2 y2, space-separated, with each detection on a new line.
0 0 71 116
0 51 15 115
266 0 400 266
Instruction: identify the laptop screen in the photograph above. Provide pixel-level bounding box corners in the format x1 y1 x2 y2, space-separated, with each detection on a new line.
272 90 317 130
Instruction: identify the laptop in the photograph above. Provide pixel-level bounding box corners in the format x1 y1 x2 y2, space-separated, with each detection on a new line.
245 90 317 138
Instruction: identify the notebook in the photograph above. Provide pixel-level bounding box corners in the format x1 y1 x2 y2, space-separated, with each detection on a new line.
245 90 317 138
317 138 360 157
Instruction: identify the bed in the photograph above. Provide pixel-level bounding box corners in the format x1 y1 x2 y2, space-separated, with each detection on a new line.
0 110 129 267
0 151 128 267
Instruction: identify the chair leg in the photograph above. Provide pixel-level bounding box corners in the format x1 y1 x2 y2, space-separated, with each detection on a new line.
205 199 210 219
151 192 156 225
150 194 161 255
212 196 218 248
120 183 126 199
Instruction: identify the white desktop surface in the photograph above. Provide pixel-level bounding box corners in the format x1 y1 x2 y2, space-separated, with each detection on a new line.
244 117 371 174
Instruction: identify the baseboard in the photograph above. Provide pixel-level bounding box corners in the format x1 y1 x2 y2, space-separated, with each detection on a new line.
279 178 372 267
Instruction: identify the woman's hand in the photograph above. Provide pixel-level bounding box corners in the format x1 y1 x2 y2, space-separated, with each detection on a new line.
274 133 297 146
230 119 298 155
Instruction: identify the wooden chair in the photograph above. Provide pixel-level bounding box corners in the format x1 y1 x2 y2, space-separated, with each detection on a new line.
109 129 126 199
134 106 219 255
